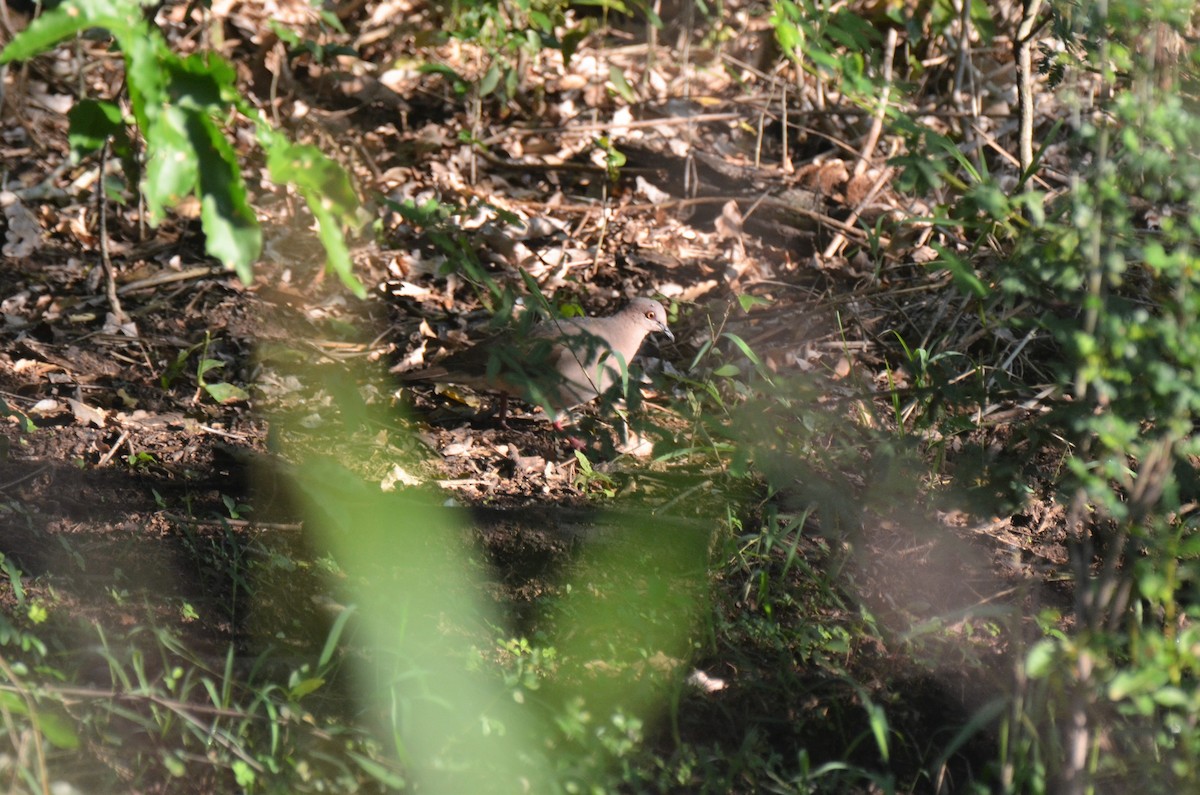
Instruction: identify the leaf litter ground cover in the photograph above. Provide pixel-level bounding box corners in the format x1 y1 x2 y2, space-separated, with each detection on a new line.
0 0 1094 791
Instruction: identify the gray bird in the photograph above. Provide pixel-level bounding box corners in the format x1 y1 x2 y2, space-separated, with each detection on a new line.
400 297 674 419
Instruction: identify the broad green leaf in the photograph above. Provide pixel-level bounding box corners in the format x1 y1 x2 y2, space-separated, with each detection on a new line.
169 52 239 112
188 113 262 278
737 294 770 312
641 3 663 28
479 63 502 97
775 22 803 60
37 711 80 751
143 107 197 223
289 677 326 699
197 358 224 379
203 381 249 404
0 0 117 63
1153 686 1190 708
312 198 366 298
263 137 361 294
561 26 588 64
266 142 357 217
504 65 518 99
0 690 29 716
1024 639 1057 678
67 100 125 161
1108 667 1167 701
232 760 256 788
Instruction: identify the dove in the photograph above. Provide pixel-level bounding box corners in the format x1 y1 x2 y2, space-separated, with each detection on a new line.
399 297 674 419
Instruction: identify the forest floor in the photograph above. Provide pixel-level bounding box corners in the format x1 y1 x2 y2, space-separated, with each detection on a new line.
0 1 1075 791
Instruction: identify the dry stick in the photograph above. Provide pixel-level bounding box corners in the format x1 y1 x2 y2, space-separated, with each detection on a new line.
0 464 48 493
117 265 224 294
855 27 897 178
969 115 1058 192
681 0 698 202
780 82 789 171
817 28 897 260
821 166 894 260
952 0 979 158
1015 0 1046 176
96 430 131 467
96 142 131 330
479 112 743 145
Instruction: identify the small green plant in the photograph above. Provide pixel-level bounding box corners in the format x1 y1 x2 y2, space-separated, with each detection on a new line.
161 332 249 404
429 0 588 103
220 494 250 521
1 0 363 294
497 636 559 695
0 556 49 657
0 397 35 434
573 450 617 496
124 449 157 469
771 0 883 97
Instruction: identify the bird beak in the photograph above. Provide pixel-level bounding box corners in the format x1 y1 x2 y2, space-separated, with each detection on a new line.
660 324 675 342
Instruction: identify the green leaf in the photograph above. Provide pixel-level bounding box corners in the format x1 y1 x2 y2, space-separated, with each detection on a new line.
261 138 360 295
289 677 326 699
37 711 80 751
266 142 358 218
187 113 262 278
161 751 187 777
1 554 26 604
418 62 468 93
572 0 632 13
143 107 198 223
608 65 636 103
1024 639 1057 678
1153 686 1190 708
1109 666 1168 701
318 603 356 669
713 364 741 378
197 358 223 379
120 24 168 133
169 52 239 112
0 1 108 64
930 244 988 299
864 697 890 762
67 100 126 161
0 690 28 716
203 382 250 404
737 294 771 312
311 195 365 298
775 22 803 61
561 26 588 64
232 760 256 788
479 63 502 97
347 751 407 788
721 332 775 385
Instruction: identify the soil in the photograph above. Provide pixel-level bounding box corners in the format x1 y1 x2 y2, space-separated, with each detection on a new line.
0 1 1075 790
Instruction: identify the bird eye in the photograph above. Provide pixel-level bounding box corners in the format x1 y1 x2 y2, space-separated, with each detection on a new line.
645 311 655 320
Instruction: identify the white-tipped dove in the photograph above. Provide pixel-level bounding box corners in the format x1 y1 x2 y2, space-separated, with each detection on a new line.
401 297 674 417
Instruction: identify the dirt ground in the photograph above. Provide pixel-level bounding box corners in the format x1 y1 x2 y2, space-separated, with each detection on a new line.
0 1 1078 789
